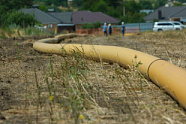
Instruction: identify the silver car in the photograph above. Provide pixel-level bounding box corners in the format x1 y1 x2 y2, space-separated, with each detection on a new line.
153 21 183 32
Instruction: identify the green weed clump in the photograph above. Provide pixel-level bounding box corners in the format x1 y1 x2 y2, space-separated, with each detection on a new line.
0 29 11 38
0 25 19 38
0 32 7 39
57 50 91 124
32 49 92 124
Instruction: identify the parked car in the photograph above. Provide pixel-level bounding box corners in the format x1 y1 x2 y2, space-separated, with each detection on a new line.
171 21 186 28
153 21 183 32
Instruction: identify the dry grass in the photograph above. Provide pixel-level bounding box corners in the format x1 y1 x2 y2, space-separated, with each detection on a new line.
0 30 186 124
0 27 51 39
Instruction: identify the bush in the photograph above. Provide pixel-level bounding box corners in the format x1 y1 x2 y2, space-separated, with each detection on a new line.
81 23 94 29
82 22 101 29
2 10 38 28
93 21 101 28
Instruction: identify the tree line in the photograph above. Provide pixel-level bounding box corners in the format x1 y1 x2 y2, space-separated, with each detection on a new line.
37 0 182 23
1 0 186 28
73 0 184 23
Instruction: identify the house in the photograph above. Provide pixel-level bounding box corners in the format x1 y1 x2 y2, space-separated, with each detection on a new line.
21 8 76 33
21 8 120 33
47 12 75 33
144 6 186 22
72 11 120 29
21 8 60 31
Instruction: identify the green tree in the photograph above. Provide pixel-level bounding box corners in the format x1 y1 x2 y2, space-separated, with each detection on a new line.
105 0 122 8
107 6 121 18
5 11 38 27
46 0 52 6
154 0 167 8
174 2 183 6
139 1 153 9
0 0 33 14
94 0 108 13
72 0 83 7
82 0 99 11
180 0 186 2
120 11 145 23
123 0 141 14
0 0 9 13
0 0 34 27
39 5 49 12
46 0 67 7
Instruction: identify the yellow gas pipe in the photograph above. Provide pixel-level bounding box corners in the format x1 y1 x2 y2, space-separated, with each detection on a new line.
33 33 186 109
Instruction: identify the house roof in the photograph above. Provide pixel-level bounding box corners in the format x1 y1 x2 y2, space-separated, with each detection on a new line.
144 6 186 21
21 8 60 24
170 8 186 18
72 11 120 24
21 9 120 25
47 12 73 23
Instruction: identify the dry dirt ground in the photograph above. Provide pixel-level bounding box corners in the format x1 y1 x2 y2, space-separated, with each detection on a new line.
0 32 186 124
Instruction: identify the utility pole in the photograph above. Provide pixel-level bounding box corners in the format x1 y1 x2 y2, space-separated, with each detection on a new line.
123 6 125 16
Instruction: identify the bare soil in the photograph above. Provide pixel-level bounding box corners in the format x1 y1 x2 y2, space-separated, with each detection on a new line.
0 32 186 124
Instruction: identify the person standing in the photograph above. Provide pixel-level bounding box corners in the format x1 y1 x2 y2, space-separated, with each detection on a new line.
108 24 112 35
121 22 125 37
103 23 108 36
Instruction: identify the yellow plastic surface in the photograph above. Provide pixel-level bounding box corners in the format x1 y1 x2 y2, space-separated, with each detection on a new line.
148 60 186 108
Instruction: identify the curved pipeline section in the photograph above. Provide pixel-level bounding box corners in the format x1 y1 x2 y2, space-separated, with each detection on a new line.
33 33 186 109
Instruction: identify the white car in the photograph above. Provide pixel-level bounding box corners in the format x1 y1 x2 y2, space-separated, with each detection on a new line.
171 21 186 28
153 21 183 32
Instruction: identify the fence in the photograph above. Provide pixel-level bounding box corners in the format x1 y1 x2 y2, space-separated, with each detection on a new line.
112 23 154 32
76 23 154 34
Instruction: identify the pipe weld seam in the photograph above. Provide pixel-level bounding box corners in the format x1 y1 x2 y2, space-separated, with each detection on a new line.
147 58 163 80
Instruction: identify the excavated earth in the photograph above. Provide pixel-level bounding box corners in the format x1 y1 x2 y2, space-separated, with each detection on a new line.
0 32 186 124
